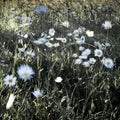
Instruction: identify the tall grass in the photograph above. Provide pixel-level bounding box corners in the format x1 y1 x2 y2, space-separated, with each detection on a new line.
0 0 120 120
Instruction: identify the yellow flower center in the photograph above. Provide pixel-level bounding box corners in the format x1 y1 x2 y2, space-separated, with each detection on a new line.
23 72 28 76
97 51 101 55
8 79 13 83
106 24 111 29
107 61 111 65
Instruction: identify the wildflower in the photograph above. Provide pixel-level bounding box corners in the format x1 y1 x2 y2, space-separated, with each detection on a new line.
82 61 90 67
24 34 28 38
81 36 85 41
102 20 112 29
75 37 85 44
61 38 67 43
53 43 60 47
32 89 43 98
24 50 35 57
17 64 35 81
6 94 16 109
49 28 55 36
56 38 67 43
72 53 78 58
34 4 48 14
89 58 96 64
33 37 48 44
4 75 16 87
73 29 79 37
55 77 63 83
45 42 53 48
81 49 91 56
103 58 114 69
18 47 25 52
94 49 103 57
61 21 70 28
79 55 88 60
105 42 111 47
79 46 85 51
75 58 82 64
67 33 72 36
86 30 94 37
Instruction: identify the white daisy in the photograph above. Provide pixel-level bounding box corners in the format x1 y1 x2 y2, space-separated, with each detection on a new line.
73 29 80 37
75 58 82 65
102 20 112 29
79 55 88 60
49 28 55 36
61 38 67 43
81 49 91 56
53 43 60 47
86 30 94 37
103 58 114 69
6 93 16 109
17 64 35 81
79 46 85 51
33 37 48 44
61 21 70 28
24 50 35 57
72 53 78 58
89 58 96 64
4 75 17 87
18 47 25 52
32 89 43 98
75 37 85 45
82 61 90 67
94 49 103 57
55 77 63 83
45 42 53 48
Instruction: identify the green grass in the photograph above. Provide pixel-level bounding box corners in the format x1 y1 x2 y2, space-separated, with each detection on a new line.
0 0 120 120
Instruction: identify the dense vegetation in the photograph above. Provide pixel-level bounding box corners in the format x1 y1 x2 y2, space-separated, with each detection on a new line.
0 0 120 119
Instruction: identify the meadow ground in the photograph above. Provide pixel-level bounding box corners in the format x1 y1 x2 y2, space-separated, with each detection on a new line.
0 0 120 120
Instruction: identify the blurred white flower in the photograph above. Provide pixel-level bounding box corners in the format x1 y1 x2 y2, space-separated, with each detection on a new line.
105 42 111 47
24 34 28 38
73 29 79 37
72 53 78 58
103 58 114 69
4 75 16 87
45 42 53 48
81 49 91 56
82 61 90 67
49 37 54 41
75 58 82 64
32 89 43 98
17 64 35 81
49 28 55 36
86 30 94 37
102 20 112 29
55 77 63 83
18 47 25 52
67 33 72 36
75 37 85 45
53 43 60 47
61 38 67 43
79 55 88 60
94 49 103 57
6 94 16 109
33 37 48 44
79 46 85 51
24 50 35 57
56 38 67 43
61 21 70 28
89 58 96 64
